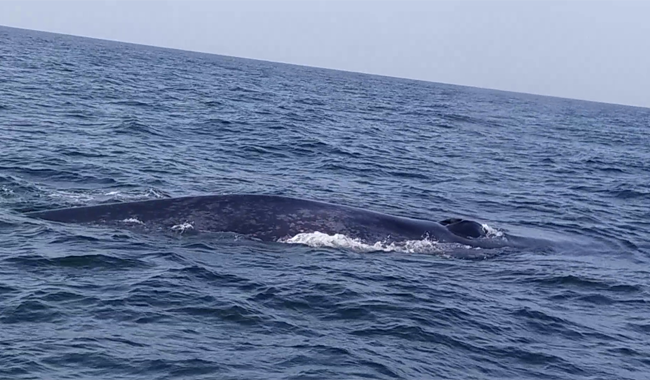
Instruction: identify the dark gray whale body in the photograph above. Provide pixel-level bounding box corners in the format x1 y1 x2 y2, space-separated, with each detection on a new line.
26 194 503 248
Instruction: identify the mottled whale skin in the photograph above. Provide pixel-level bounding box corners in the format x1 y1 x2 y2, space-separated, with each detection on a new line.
26 194 504 248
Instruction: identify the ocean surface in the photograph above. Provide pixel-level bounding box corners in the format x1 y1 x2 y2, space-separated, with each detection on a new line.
1 25 649 380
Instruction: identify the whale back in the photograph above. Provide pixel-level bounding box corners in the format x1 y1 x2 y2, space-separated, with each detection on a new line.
26 194 503 248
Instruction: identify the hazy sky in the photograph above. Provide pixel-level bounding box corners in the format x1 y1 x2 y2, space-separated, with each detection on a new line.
1 0 649 108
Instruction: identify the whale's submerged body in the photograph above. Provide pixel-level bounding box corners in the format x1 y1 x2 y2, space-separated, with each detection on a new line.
26 194 510 249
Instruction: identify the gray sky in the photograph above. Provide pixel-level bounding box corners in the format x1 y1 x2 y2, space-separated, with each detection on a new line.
1 0 649 108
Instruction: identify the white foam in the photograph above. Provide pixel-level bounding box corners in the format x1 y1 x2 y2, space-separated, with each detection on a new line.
281 231 446 254
103 188 168 200
0 186 15 204
121 218 144 225
47 188 166 204
47 190 95 204
482 223 504 238
145 189 167 198
171 222 194 233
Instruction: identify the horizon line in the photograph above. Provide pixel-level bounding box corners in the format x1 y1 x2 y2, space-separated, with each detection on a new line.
2 23 648 111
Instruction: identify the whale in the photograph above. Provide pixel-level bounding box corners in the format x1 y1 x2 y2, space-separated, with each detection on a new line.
25 194 507 248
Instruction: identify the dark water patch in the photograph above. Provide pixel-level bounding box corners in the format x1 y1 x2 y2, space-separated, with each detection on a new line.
607 346 647 357
614 189 649 200
0 357 49 378
103 336 148 348
50 234 102 244
111 100 153 108
512 306 570 325
295 97 327 107
202 117 234 126
203 100 224 107
249 286 280 302
241 145 293 159
575 293 615 305
351 323 465 347
531 275 643 293
617 298 648 305
41 352 134 373
5 254 151 271
322 304 377 321
2 165 119 186
94 307 171 325
166 304 264 326
627 323 650 335
163 358 226 378
277 344 401 379
386 170 430 180
59 149 109 159
511 307 589 341
38 289 99 305
112 119 164 137
596 166 626 173
0 284 19 303
61 109 93 119
229 85 259 93
0 299 66 323
288 140 361 158
0 218 18 228
167 265 256 288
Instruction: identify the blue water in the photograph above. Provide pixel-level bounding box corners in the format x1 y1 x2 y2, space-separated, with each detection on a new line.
1 25 649 380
